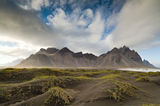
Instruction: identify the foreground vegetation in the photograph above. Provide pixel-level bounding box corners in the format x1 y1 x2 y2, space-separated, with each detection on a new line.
0 68 160 106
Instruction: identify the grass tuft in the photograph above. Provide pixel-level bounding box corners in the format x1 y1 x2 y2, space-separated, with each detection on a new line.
106 81 138 102
136 76 151 82
0 88 10 103
142 104 160 106
75 76 91 80
99 74 120 80
44 87 73 106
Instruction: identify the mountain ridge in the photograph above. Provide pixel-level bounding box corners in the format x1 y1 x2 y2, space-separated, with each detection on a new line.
17 46 154 68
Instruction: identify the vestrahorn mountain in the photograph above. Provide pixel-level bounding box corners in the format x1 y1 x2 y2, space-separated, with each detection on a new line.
17 46 154 68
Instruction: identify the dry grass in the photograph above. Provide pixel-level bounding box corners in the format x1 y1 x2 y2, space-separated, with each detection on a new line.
133 72 160 78
99 74 120 80
0 88 10 103
1 68 159 105
44 87 73 106
142 104 160 106
105 81 139 102
136 76 151 82
75 76 91 80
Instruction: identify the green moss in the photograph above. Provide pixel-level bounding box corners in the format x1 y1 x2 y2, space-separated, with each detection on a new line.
99 74 120 80
1 68 154 105
33 75 56 80
136 77 151 82
0 68 74 82
0 75 85 100
0 88 11 103
44 87 73 106
142 104 160 106
81 70 119 77
0 76 79 103
147 72 160 76
75 76 91 80
133 72 160 78
106 81 138 102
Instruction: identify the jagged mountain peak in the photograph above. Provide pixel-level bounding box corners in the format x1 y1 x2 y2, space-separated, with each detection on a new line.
17 46 154 68
73 52 83 57
108 46 131 54
143 59 155 67
107 46 138 55
97 46 143 67
120 46 130 52
46 48 59 53
40 48 46 52
84 53 97 60
38 47 59 54
58 47 73 54
121 45 129 49
107 47 119 54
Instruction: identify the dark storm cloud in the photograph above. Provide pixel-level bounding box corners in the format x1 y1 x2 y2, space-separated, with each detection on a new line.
1 0 160 56
0 0 56 46
0 0 110 54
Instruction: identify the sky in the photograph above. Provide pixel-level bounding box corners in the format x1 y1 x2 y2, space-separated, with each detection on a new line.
0 0 160 67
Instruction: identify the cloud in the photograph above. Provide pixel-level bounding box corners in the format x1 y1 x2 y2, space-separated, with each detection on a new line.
0 0 106 56
17 0 50 10
104 0 160 50
1 0 160 65
0 36 39 58
83 9 93 18
46 8 105 54
0 0 54 46
88 12 104 43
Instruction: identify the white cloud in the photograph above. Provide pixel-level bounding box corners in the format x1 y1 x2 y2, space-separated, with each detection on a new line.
84 9 93 18
46 8 105 54
76 9 93 26
88 12 104 43
47 8 73 29
1 0 160 65
104 0 160 50
0 36 39 58
19 0 50 11
32 0 49 10
0 0 106 58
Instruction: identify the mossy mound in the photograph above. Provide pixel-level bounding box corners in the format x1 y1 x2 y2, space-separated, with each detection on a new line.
44 87 73 106
136 76 151 82
106 81 139 102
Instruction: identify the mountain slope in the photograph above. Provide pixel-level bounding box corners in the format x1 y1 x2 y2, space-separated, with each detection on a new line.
143 59 155 67
97 46 144 67
17 46 153 68
17 47 97 67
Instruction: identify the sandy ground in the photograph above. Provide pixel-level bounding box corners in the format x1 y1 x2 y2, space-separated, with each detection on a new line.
1 69 160 106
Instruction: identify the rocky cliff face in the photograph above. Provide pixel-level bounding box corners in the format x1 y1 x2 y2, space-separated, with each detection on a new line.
143 59 155 67
96 46 144 67
17 46 153 68
18 47 97 67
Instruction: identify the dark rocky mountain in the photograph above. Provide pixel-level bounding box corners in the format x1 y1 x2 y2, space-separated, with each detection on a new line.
96 46 144 67
37 48 59 54
143 59 155 67
17 46 154 68
18 47 97 67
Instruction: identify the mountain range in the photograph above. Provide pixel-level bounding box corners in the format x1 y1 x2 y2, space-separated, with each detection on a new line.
17 46 154 68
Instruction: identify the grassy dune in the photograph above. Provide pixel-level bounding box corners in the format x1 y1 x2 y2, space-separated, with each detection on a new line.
0 68 160 106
